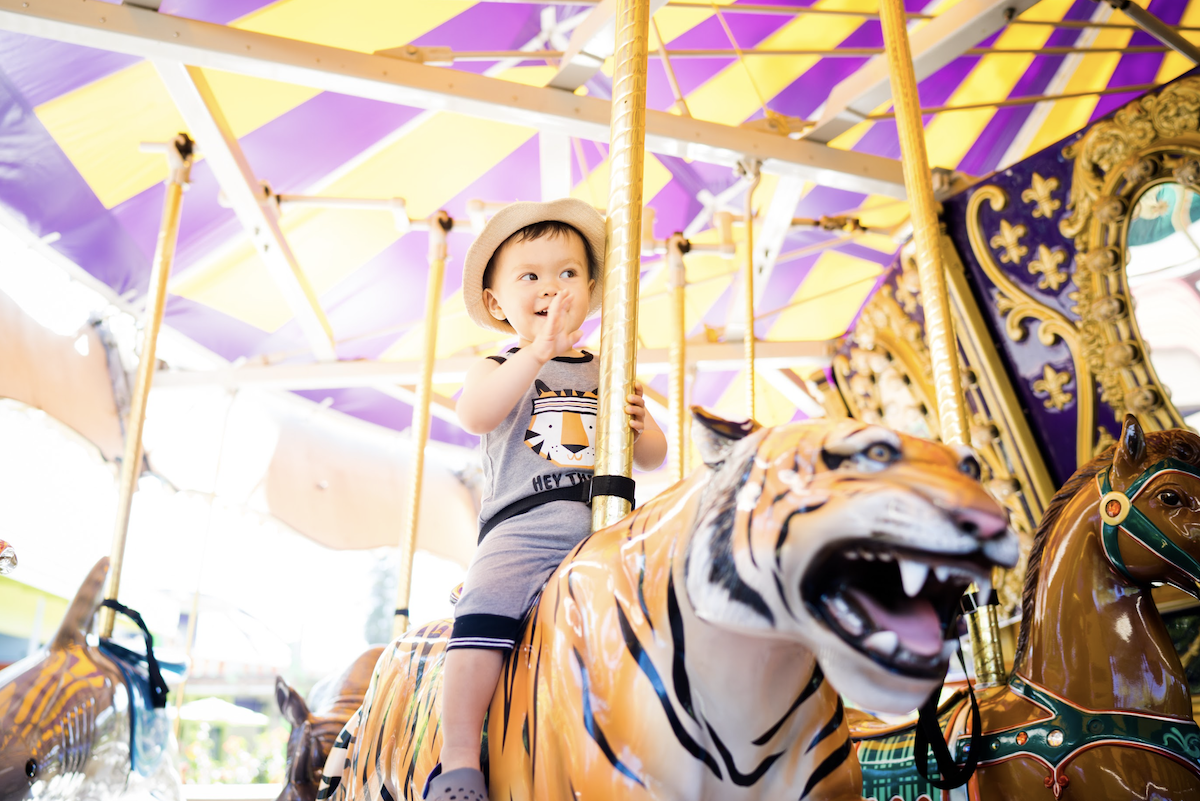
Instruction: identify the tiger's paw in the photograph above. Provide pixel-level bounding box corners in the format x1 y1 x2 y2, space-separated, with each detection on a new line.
423 765 489 801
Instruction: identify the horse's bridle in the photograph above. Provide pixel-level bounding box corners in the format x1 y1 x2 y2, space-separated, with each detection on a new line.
1096 458 1200 592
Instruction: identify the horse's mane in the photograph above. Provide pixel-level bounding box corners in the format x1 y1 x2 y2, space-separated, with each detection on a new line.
1014 428 1200 668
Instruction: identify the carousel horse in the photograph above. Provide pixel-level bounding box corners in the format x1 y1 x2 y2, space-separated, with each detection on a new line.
319 412 1018 800
0 539 16 574
853 416 1200 800
0 557 184 801
275 646 385 801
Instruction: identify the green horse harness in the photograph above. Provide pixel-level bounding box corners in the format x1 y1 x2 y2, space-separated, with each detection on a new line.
1095 457 1200 592
956 674 1200 796
950 458 1200 795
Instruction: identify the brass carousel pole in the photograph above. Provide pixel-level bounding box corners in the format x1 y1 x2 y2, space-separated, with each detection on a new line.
393 211 453 637
100 133 194 638
740 160 761 422
879 0 1003 685
593 0 651 531
667 233 688 482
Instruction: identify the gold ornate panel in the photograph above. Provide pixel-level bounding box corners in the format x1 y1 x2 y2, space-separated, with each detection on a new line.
966 185 1097 466
1058 77 1200 432
833 253 940 442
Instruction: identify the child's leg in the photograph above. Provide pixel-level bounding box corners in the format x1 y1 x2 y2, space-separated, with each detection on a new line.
440 647 505 771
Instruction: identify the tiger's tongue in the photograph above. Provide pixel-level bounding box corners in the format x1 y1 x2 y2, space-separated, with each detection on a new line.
847 588 943 657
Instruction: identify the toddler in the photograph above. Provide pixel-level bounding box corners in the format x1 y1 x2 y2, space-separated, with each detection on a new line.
424 198 666 800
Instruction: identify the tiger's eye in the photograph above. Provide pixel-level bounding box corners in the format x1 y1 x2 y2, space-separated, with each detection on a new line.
960 456 981 481
25 759 37 779
866 443 896 463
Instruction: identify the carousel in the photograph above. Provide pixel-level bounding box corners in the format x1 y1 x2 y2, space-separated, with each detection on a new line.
1 0 1199 800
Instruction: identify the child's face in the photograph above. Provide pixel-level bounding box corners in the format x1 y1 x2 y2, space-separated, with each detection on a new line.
483 230 595 344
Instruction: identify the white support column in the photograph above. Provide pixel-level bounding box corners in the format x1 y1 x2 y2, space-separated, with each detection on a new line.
726 173 808 340
539 132 573 200
154 61 337 361
0 0 906 197
805 0 1043 145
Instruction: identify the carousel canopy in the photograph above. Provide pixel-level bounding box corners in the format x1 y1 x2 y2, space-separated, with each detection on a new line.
0 0 1196 439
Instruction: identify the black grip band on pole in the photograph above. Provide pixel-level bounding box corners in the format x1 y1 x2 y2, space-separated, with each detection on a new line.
395 608 410 618
589 474 636 507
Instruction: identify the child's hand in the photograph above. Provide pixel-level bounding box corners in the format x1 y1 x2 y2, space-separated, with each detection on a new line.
530 291 582 364
626 381 647 441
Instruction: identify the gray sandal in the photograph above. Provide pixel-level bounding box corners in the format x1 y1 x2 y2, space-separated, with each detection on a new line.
423 765 489 801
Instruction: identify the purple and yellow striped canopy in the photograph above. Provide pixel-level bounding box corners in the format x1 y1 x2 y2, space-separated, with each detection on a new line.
1 0 1195 444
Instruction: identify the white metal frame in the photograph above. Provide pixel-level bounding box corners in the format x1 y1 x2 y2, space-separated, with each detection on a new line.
0 0 906 198
152 340 833 391
154 61 338 361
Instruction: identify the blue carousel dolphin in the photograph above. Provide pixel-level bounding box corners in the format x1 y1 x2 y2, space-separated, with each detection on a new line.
0 557 183 801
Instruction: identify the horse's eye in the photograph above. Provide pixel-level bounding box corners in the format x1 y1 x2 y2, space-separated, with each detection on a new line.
1158 489 1184 507
864 443 899 464
960 456 981 481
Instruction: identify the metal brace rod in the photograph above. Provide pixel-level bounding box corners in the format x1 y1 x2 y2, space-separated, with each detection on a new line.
1096 0 1200 64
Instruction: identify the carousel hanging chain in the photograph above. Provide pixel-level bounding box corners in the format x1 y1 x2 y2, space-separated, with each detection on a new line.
592 0 651 532
100 133 195 639
394 210 454 636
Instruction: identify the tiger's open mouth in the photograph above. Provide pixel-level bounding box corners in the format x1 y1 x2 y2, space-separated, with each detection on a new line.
801 542 989 679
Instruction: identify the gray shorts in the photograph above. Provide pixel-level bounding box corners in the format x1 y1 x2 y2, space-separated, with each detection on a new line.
449 500 592 651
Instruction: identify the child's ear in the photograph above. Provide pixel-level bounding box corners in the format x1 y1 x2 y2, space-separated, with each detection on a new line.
483 288 506 321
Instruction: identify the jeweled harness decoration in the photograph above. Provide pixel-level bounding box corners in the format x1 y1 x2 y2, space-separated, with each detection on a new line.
1095 458 1200 593
957 674 1200 798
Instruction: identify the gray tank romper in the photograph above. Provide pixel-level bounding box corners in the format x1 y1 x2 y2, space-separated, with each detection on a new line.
448 347 598 651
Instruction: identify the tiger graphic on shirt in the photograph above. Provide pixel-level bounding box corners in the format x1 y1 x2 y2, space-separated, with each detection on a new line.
524 380 598 468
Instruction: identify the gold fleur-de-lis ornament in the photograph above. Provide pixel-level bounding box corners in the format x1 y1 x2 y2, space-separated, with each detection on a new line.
1028 244 1069 291
1032 364 1073 410
990 219 1028 265
1021 172 1062 219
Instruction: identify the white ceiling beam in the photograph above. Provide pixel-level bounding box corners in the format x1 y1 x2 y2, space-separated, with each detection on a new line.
0 0 906 198
548 0 670 91
153 61 337 361
760 367 826 417
153 340 833 391
379 385 462 427
997 2 1111 170
805 0 1043 145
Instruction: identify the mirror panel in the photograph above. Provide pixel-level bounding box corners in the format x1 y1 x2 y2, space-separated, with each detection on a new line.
1126 182 1200 429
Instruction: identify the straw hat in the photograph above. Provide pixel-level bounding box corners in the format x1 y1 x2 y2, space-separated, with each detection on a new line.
463 198 606 335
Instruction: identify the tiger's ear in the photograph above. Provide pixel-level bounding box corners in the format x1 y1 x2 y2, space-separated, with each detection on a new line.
535 379 552 395
1111 414 1147 490
691 406 760 468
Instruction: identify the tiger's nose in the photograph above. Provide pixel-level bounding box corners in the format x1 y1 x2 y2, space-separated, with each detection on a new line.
562 442 588 454
953 506 1008 540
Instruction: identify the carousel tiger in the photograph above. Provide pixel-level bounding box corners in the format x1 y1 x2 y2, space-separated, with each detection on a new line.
319 411 1019 801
